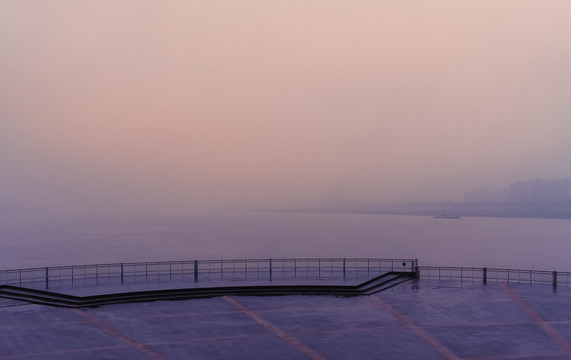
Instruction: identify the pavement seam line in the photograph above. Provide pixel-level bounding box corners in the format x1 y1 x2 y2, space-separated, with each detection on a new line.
499 283 571 355
222 296 326 360
372 295 461 360
71 309 170 360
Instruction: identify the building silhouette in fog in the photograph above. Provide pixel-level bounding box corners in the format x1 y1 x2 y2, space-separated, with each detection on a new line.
508 177 571 203
465 177 571 203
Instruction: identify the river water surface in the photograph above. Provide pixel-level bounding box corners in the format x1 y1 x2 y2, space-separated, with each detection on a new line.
1 212 570 271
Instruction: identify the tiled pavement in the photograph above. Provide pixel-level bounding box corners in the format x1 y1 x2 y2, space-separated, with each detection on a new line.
1 280 571 359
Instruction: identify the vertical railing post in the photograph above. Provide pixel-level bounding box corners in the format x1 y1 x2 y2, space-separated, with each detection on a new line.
169 261 172 282
45 267 49 289
121 263 124 284
194 260 199 283
553 271 558 288
529 270 532 284
343 258 346 280
483 267 487 285
269 259 273 282
414 259 419 279
294 258 297 280
367 258 370 277
19 269 22 287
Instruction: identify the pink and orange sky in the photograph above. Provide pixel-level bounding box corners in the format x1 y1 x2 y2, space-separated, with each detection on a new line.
1 1 571 214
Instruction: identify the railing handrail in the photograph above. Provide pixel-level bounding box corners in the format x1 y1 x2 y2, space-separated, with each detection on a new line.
419 265 570 275
419 265 571 288
0 257 417 291
3 259 570 291
0 257 415 273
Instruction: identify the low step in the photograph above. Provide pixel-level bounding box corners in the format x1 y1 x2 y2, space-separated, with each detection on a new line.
362 276 414 294
0 272 416 308
358 274 401 292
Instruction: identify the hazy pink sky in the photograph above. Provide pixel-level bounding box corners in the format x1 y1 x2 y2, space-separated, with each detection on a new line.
1 1 571 213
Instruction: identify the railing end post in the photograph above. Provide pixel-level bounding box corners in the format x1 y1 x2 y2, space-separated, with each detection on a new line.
553 270 557 288
194 260 199 283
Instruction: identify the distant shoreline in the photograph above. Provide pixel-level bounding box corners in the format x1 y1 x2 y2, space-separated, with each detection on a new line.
271 201 571 220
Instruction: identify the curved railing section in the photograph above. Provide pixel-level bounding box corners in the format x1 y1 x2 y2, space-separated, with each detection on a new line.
0 258 417 291
3 259 570 293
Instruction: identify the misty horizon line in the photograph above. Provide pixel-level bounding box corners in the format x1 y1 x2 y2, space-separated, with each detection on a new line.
3 174 571 217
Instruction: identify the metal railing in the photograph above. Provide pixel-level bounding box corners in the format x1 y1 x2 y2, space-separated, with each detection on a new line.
419 266 571 287
0 258 416 291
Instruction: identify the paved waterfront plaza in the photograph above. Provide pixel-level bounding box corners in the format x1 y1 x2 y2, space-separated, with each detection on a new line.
2 280 571 359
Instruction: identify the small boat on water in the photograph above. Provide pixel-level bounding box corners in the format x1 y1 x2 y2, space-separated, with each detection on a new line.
434 214 461 219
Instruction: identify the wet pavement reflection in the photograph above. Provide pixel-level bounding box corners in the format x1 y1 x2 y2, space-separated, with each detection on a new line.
1 280 571 359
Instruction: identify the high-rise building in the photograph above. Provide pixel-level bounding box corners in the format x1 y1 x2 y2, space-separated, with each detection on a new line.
466 177 571 203
508 178 571 203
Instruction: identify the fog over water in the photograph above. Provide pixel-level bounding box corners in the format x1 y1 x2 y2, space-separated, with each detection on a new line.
2 1 571 213
2 212 571 272
1 2 571 273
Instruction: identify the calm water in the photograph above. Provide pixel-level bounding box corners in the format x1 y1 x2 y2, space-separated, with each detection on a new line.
1 212 570 271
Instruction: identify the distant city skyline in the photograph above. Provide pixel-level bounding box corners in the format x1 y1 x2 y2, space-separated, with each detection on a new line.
465 177 571 203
